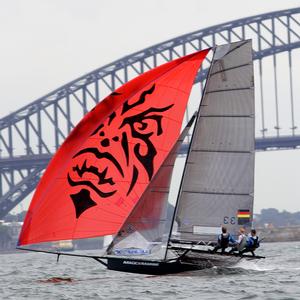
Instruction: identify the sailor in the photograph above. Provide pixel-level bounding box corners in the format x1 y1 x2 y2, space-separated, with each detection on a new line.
211 226 236 254
229 227 247 254
241 229 260 256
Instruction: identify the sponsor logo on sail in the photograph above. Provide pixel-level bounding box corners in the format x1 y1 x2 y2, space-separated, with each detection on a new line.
113 248 151 256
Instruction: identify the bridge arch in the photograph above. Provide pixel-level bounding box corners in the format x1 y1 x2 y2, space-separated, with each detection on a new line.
1 7 300 217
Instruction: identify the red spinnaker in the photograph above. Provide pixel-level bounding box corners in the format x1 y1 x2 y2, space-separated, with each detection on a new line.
18 49 209 246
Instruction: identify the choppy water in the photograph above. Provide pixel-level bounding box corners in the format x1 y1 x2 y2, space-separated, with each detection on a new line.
1 242 300 300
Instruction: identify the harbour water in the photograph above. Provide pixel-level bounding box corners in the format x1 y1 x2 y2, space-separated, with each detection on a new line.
1 242 300 300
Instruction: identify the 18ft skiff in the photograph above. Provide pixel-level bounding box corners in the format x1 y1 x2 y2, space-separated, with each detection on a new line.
18 40 264 274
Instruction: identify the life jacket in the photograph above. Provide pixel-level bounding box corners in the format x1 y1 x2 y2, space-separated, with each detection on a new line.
219 233 230 248
247 236 260 248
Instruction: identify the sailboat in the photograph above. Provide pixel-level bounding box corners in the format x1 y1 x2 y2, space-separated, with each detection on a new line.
18 40 264 274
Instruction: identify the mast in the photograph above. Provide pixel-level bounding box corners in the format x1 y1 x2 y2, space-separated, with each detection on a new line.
164 47 217 258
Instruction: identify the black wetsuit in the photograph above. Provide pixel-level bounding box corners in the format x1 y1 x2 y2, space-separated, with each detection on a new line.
212 233 231 254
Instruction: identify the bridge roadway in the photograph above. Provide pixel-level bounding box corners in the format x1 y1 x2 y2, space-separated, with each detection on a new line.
1 7 300 218
1 135 300 170
0 135 299 219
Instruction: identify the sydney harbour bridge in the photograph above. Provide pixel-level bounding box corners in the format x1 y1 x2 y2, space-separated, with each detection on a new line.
1 7 300 218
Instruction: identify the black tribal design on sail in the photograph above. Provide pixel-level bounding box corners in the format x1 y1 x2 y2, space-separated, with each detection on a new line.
67 84 174 218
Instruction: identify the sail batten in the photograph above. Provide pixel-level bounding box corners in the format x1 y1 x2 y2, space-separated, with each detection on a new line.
191 150 252 153
210 63 251 75
182 191 252 196
200 115 253 117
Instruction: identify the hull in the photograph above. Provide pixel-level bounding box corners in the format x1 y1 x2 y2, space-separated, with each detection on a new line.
106 248 264 275
107 257 206 275
182 251 241 268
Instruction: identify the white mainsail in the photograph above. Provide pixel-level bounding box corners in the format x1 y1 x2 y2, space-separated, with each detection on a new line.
172 40 255 243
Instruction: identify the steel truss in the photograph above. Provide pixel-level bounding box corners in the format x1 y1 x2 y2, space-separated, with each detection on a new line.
1 7 300 218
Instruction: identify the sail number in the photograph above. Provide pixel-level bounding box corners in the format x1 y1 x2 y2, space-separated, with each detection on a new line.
223 216 236 225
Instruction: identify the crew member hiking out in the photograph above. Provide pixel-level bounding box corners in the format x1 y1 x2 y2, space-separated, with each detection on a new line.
229 227 247 254
211 226 236 254
241 229 260 256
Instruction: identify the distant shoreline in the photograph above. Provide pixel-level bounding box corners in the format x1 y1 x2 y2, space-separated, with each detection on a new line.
1 236 300 255
257 226 300 243
0 249 23 255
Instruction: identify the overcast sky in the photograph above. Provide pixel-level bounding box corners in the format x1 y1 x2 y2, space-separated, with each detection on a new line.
1 0 300 213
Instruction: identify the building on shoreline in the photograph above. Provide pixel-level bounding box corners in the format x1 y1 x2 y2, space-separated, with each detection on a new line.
0 221 22 250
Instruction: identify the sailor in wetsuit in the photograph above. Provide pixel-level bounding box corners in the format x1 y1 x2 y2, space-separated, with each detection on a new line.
229 227 247 254
241 229 260 256
211 226 236 254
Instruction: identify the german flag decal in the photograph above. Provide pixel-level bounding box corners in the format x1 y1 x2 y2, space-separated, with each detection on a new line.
237 209 251 225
